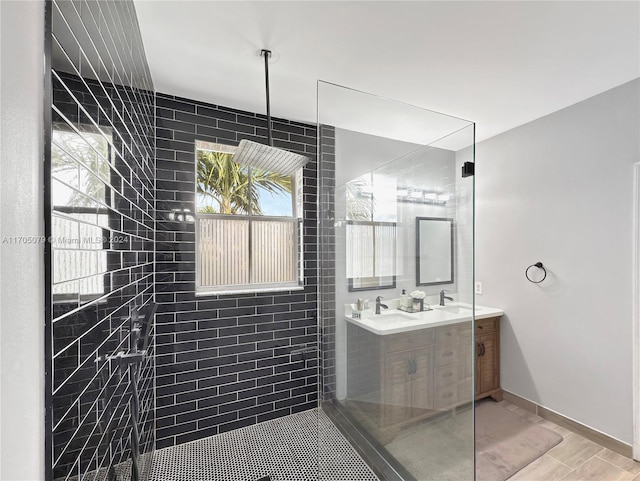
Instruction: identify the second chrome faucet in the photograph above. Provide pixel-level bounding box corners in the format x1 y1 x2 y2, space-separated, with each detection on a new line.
439 289 454 306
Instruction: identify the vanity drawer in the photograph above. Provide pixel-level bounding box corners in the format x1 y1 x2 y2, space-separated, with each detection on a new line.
385 329 435 352
476 317 498 334
435 384 458 410
435 364 460 387
436 325 461 343
435 343 459 366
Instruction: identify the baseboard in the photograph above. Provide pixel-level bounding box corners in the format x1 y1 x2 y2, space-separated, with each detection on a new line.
503 391 633 458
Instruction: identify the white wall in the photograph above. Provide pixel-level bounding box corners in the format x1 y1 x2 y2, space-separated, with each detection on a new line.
455 147 474 305
0 1 46 479
476 78 640 444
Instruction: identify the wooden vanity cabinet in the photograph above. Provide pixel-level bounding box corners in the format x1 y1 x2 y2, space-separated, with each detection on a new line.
475 316 503 401
381 329 435 422
346 315 502 442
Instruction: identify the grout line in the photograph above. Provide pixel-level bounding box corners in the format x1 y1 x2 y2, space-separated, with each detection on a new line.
547 455 575 471
562 446 606 473
595 451 640 475
596 455 638 475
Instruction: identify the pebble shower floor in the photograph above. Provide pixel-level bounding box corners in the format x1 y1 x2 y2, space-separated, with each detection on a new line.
150 409 380 481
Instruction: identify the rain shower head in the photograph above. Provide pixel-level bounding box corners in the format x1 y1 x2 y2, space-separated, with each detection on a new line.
234 139 308 176
232 49 309 173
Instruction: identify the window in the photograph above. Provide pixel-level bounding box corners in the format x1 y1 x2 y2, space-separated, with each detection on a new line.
195 140 304 293
51 124 112 302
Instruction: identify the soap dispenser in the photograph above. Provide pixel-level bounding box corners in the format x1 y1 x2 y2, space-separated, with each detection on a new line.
400 289 410 310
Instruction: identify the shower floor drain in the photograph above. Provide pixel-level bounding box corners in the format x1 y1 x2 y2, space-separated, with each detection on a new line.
150 408 379 481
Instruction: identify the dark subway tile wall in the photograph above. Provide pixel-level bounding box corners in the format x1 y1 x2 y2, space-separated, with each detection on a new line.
154 93 322 448
319 126 337 401
48 1 155 480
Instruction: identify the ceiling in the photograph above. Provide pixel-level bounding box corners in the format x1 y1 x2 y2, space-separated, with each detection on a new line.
135 1 639 144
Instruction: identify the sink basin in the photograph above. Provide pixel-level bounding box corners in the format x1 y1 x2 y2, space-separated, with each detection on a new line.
346 302 503 335
438 305 473 315
376 310 418 322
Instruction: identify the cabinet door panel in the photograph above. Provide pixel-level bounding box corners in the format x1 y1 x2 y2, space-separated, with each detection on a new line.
478 334 498 394
412 347 434 379
459 338 474 380
411 347 434 415
385 351 411 387
383 351 412 424
412 379 434 415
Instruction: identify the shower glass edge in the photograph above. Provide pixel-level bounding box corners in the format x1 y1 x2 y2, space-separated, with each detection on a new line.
317 80 476 481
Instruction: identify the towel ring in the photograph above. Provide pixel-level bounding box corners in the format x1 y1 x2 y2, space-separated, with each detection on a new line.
525 262 547 283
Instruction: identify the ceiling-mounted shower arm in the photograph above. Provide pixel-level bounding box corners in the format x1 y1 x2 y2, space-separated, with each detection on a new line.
261 49 273 147
231 50 309 173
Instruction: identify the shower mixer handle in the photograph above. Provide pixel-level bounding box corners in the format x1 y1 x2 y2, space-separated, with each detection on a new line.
96 350 148 366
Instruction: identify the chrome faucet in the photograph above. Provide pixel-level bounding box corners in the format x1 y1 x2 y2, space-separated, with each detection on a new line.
375 296 389 314
439 289 453 306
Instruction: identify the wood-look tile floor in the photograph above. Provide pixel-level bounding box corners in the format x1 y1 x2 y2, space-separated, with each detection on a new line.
500 401 640 481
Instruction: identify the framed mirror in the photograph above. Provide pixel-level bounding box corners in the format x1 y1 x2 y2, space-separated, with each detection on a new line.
416 217 454 286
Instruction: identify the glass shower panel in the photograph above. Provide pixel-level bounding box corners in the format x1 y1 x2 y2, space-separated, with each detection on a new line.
318 81 475 481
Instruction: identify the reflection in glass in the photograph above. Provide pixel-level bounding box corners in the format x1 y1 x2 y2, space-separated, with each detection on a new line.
319 80 476 481
52 126 111 303
49 0 156 478
346 221 397 292
416 217 454 286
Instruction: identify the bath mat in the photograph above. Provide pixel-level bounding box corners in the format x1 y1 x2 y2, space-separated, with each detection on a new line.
476 402 563 481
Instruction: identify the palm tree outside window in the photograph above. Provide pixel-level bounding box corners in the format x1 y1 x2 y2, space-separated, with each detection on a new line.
195 140 304 293
51 124 112 302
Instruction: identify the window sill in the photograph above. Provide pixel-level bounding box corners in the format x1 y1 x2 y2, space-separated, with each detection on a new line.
196 285 305 297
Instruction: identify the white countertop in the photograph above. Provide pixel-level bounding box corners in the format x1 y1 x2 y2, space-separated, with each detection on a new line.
345 302 504 335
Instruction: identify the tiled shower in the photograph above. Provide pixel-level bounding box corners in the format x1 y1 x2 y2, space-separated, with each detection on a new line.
153 94 320 448
47 1 338 479
45 1 475 481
